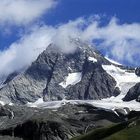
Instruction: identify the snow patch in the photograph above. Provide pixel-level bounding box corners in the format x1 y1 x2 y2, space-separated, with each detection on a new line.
0 100 5 106
91 99 140 112
88 57 97 63
0 99 14 106
59 72 82 88
27 98 44 107
9 102 14 106
27 99 69 108
105 57 122 65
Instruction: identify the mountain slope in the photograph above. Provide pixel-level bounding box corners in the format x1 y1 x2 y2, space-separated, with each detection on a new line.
0 39 140 140
72 113 140 140
0 104 123 140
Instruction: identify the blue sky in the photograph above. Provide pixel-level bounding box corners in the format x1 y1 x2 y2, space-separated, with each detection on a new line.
1 0 140 49
0 0 140 78
46 0 140 25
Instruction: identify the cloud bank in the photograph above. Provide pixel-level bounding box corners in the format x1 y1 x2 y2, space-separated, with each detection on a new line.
0 0 57 26
0 16 140 81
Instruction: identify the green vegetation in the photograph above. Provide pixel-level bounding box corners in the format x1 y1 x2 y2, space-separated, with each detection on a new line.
71 118 140 140
104 119 140 140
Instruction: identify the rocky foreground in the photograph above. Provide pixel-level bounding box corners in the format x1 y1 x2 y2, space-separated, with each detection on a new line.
0 103 139 140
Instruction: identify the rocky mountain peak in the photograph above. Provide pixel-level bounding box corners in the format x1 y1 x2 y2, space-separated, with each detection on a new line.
0 40 119 105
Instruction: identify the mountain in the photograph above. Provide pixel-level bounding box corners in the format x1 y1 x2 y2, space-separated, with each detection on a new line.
0 39 120 105
0 39 140 140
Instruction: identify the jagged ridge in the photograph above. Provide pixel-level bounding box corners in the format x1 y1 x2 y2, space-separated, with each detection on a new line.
0 39 119 105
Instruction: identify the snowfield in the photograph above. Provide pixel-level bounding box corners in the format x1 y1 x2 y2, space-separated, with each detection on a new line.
27 63 140 112
59 72 82 88
1 62 140 113
88 56 97 63
26 98 140 112
105 57 122 66
102 64 140 100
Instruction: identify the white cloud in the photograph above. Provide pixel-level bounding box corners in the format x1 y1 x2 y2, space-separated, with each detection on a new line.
53 18 84 53
0 25 56 79
0 0 57 26
53 17 140 66
82 17 140 65
0 16 140 81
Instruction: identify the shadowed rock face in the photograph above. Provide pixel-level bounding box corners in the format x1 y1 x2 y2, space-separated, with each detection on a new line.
135 67 140 76
123 82 140 102
0 104 139 140
0 40 119 105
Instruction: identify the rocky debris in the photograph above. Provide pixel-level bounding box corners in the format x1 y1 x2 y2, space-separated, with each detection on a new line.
0 104 123 140
114 108 131 120
123 82 140 102
0 106 14 119
135 67 140 76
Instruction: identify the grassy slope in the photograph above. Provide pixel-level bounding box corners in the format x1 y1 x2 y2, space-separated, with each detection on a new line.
104 120 140 140
71 118 140 140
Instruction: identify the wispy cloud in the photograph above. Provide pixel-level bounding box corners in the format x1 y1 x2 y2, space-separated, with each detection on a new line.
0 16 140 80
0 25 55 78
80 17 140 65
0 0 57 26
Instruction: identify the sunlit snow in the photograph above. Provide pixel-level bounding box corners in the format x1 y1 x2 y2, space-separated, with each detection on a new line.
26 64 140 112
0 100 5 106
102 64 140 90
0 100 14 106
88 56 97 63
26 99 140 112
27 98 44 107
105 57 122 65
59 72 82 88
101 64 140 109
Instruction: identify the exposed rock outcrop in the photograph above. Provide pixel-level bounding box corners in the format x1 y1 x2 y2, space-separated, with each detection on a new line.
135 67 140 76
123 82 140 102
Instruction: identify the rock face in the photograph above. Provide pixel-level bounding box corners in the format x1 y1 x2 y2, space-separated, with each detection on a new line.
0 39 120 105
135 67 140 76
123 82 140 102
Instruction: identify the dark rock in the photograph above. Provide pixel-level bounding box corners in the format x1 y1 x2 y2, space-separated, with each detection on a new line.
115 108 130 117
66 63 119 100
123 82 140 102
0 104 122 140
135 67 140 76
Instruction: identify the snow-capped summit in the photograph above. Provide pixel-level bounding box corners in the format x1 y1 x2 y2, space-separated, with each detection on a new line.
0 39 116 104
0 39 139 110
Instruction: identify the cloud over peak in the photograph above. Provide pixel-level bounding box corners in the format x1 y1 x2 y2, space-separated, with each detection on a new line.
0 16 140 81
0 0 57 26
